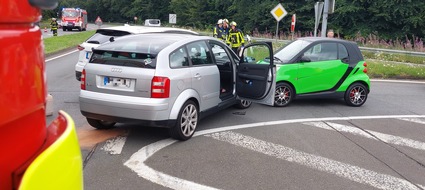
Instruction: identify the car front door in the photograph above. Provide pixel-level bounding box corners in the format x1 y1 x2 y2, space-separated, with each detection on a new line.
297 42 349 94
236 42 276 106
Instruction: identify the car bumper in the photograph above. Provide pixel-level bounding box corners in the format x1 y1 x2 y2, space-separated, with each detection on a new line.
80 90 171 122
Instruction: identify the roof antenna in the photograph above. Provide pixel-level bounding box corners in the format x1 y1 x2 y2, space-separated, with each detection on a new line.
109 37 115 42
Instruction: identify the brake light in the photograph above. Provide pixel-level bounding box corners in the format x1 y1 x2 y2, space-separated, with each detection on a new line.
363 62 367 67
81 69 86 90
151 76 170 98
363 68 368 73
77 45 84 51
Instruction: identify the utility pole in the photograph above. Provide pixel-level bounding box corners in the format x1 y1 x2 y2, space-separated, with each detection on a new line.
320 0 329 37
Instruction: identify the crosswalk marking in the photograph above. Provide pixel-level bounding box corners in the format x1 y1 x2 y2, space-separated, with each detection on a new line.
303 122 425 151
398 118 425 125
206 131 425 190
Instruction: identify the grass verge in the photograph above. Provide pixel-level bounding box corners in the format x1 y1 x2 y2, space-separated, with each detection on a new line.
367 60 425 80
44 30 95 55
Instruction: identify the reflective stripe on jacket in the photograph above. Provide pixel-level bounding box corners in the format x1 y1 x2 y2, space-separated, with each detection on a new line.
226 28 245 48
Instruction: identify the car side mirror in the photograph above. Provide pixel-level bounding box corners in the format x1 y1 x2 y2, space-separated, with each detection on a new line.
300 55 311 63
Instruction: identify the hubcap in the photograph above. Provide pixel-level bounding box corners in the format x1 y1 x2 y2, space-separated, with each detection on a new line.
275 86 291 106
180 104 198 137
240 100 251 107
349 86 366 105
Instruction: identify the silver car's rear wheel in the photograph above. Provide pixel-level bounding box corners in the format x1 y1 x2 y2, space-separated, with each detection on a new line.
170 100 198 141
234 100 252 109
87 118 116 129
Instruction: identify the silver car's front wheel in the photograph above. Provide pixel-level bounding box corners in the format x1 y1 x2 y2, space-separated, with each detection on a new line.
170 100 198 141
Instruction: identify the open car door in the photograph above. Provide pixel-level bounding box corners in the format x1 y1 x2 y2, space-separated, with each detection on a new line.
236 42 276 106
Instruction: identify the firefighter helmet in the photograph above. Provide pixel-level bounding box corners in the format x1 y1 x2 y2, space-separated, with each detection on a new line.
223 19 229 23
230 21 237 26
217 19 223 24
52 18 56 21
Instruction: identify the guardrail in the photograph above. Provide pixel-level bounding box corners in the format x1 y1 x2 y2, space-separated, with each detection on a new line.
200 31 425 57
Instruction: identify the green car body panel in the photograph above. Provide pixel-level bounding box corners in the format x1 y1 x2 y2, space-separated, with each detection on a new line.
270 37 370 106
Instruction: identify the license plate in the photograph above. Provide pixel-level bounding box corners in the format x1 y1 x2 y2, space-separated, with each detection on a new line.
103 76 131 88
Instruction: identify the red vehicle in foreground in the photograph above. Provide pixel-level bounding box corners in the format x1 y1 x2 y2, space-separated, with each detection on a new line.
0 0 83 189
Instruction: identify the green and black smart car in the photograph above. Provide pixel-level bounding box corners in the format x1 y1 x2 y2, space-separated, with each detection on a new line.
270 37 370 107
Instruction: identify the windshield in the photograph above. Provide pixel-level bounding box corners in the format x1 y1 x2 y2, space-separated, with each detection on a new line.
62 10 78 18
274 39 312 63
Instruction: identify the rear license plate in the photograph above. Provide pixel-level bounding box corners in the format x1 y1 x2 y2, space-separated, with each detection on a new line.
103 76 131 88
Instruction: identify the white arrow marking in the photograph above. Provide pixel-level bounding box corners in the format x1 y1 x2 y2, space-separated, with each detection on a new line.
206 131 425 190
303 122 425 151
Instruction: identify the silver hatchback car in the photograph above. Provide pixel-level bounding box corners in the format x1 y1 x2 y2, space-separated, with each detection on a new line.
79 33 276 140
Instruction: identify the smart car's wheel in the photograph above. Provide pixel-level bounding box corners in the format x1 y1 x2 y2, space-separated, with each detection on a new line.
87 118 116 129
274 82 294 107
345 83 368 107
234 100 252 109
170 100 199 141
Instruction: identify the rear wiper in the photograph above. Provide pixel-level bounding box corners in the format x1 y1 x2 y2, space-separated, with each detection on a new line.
87 40 100 44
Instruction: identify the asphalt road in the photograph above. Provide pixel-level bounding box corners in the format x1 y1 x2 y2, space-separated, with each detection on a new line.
42 23 115 39
45 50 425 190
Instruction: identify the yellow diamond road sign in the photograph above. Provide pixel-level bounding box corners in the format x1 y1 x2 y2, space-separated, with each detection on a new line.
271 3 288 21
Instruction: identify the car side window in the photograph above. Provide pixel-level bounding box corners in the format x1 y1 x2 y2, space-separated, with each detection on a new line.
169 47 189 68
304 43 337 62
209 43 231 65
186 41 213 66
338 43 349 59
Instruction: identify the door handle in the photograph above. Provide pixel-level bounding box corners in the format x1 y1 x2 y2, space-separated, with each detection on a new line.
194 73 202 80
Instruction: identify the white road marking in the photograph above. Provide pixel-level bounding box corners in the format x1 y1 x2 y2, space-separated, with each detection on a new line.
398 118 425 125
124 139 219 190
206 131 419 190
101 136 127 155
206 131 425 190
45 50 78 62
124 115 425 190
303 122 425 151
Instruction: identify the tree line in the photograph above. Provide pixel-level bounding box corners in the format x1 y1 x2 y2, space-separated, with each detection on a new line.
43 0 425 40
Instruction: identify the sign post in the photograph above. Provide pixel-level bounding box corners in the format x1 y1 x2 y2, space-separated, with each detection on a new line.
270 3 288 39
314 2 324 37
291 14 296 40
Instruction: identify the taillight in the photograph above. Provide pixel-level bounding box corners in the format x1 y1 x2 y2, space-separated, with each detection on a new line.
362 62 367 73
77 45 84 51
81 69 86 90
151 76 170 98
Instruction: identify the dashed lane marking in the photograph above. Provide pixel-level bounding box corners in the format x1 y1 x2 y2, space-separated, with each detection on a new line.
303 121 425 151
101 136 127 155
206 131 425 190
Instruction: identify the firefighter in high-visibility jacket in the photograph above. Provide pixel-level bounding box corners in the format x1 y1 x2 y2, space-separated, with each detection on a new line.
50 18 58 36
213 19 225 41
226 21 245 55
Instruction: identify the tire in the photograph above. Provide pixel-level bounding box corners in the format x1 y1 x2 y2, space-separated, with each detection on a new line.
87 118 116 129
234 100 252 109
344 83 368 107
274 82 294 107
78 27 82 31
62 27 66 31
170 100 199 141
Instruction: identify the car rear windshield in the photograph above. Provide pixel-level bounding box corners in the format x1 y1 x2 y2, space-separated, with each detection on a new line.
85 29 132 44
90 50 157 69
90 36 178 69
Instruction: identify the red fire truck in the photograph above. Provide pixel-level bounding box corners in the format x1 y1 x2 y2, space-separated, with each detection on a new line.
61 7 88 31
0 0 83 189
